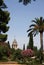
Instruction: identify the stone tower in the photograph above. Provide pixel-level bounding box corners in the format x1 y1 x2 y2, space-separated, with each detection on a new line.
12 39 18 50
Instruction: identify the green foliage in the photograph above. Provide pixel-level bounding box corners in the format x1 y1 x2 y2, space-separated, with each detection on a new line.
19 0 36 5
11 48 15 55
7 41 10 49
12 49 22 61
0 0 7 8
0 44 11 60
0 45 4 60
0 34 7 41
33 46 38 55
0 0 3 6
27 17 44 63
0 56 8 62
23 44 25 50
0 0 10 41
27 17 44 37
33 46 37 51
3 46 9 57
27 32 33 50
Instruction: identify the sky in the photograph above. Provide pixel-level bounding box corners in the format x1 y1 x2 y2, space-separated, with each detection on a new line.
4 0 44 49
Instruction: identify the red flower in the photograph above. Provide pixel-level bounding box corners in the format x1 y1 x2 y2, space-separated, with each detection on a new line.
21 49 34 57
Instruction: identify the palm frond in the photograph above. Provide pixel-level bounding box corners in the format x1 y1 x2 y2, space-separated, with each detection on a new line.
27 17 44 37
28 30 33 37
27 28 33 32
35 18 40 25
30 24 36 27
33 30 39 36
35 18 39 21
19 0 22 2
32 20 37 23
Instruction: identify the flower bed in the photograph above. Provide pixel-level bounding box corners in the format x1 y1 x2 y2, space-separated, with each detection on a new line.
21 49 34 57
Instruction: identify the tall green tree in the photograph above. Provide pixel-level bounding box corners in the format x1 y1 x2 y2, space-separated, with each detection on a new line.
7 41 10 49
0 0 10 42
23 44 25 50
19 0 36 5
27 32 33 50
27 17 44 63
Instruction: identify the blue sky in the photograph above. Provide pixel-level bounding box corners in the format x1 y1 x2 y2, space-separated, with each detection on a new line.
4 0 44 49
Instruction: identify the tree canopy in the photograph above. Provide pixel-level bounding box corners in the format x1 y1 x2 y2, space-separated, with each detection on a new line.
19 0 36 5
0 0 10 42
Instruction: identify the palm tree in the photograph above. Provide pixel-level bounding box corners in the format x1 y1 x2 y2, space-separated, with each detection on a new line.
27 17 44 63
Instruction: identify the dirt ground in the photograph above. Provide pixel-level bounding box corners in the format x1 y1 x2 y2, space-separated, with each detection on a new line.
0 62 25 65
0 63 25 65
0 64 22 65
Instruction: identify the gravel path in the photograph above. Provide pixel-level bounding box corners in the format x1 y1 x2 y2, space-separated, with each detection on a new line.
0 64 22 65
0 62 25 65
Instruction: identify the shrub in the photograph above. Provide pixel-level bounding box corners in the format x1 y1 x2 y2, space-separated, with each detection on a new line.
1 56 8 62
0 45 4 60
21 49 34 57
11 49 22 61
0 44 11 61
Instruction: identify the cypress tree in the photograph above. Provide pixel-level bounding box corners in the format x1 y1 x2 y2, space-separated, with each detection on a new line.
7 41 10 49
0 0 10 42
23 44 25 50
27 32 33 50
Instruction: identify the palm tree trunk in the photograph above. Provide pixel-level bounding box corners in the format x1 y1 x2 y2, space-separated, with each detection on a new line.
40 32 43 52
40 32 43 63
